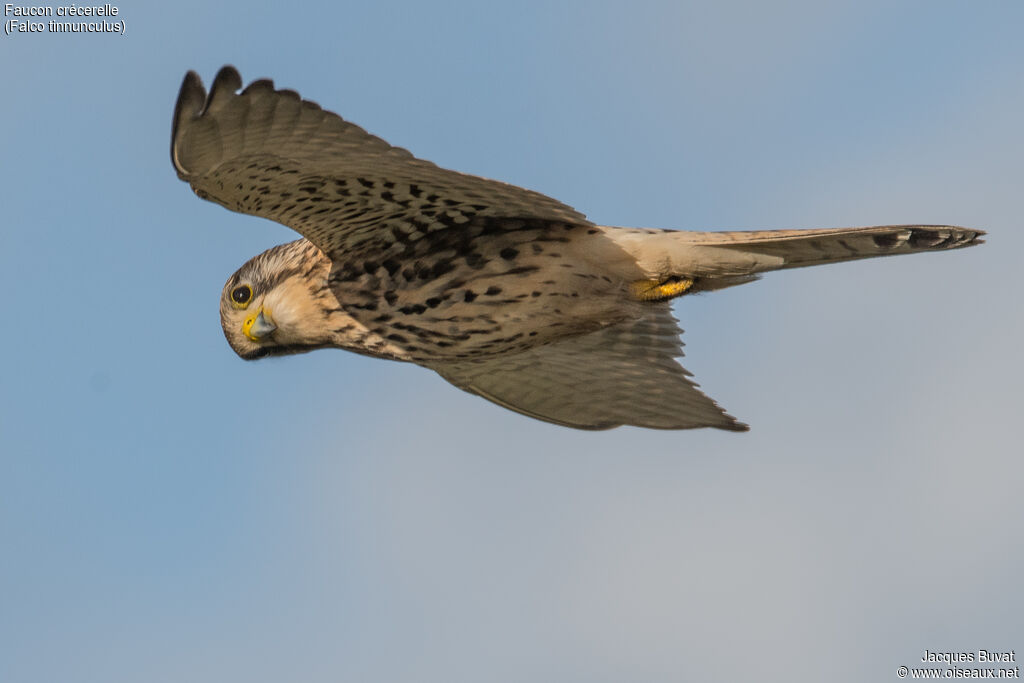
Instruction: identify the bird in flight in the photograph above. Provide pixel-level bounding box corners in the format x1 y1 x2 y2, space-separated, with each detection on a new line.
172 66 983 431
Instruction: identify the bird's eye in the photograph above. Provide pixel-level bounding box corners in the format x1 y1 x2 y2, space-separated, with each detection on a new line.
231 284 253 308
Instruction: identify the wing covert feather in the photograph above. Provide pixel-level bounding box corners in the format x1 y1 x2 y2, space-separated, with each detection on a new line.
171 66 589 258
431 306 748 431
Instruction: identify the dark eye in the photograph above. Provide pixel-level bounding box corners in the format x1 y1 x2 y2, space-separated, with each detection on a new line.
231 284 253 307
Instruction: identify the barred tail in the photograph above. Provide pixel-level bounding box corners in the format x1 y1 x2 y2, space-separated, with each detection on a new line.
604 224 985 283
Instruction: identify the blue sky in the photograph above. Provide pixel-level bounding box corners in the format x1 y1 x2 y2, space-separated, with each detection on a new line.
2 2 1021 681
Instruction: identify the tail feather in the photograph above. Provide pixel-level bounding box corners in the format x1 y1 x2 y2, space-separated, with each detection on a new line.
605 224 984 280
684 224 983 271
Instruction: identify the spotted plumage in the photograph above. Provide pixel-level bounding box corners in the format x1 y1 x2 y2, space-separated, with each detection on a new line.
173 66 984 431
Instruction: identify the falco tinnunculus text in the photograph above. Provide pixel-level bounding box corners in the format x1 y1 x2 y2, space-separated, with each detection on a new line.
172 66 983 431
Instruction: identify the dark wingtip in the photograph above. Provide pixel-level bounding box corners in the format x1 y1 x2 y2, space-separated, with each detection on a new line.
213 65 243 92
206 65 243 111
242 77 276 95
171 70 209 175
715 415 751 432
172 65 245 176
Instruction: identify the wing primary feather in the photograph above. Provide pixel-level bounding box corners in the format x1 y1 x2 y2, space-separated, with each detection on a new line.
431 307 749 432
205 66 243 113
170 70 207 176
170 65 591 256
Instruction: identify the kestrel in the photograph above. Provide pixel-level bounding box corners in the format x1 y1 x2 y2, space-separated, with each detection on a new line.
172 66 983 431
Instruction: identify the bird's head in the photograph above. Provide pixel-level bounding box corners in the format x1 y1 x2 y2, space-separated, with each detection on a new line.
219 240 336 360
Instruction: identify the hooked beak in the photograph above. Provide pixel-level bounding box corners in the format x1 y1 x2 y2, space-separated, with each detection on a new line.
242 307 277 342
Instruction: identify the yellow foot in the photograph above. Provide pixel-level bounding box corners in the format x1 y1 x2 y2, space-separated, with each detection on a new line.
629 277 695 302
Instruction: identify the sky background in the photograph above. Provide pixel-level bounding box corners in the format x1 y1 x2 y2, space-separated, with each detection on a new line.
2 1 1022 681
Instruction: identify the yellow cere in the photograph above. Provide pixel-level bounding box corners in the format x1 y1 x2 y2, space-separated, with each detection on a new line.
242 310 259 342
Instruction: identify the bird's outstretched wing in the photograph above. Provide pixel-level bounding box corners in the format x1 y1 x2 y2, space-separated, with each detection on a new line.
431 305 748 431
171 66 590 259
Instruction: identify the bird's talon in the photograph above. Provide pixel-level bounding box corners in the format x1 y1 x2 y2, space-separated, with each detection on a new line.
629 277 695 302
